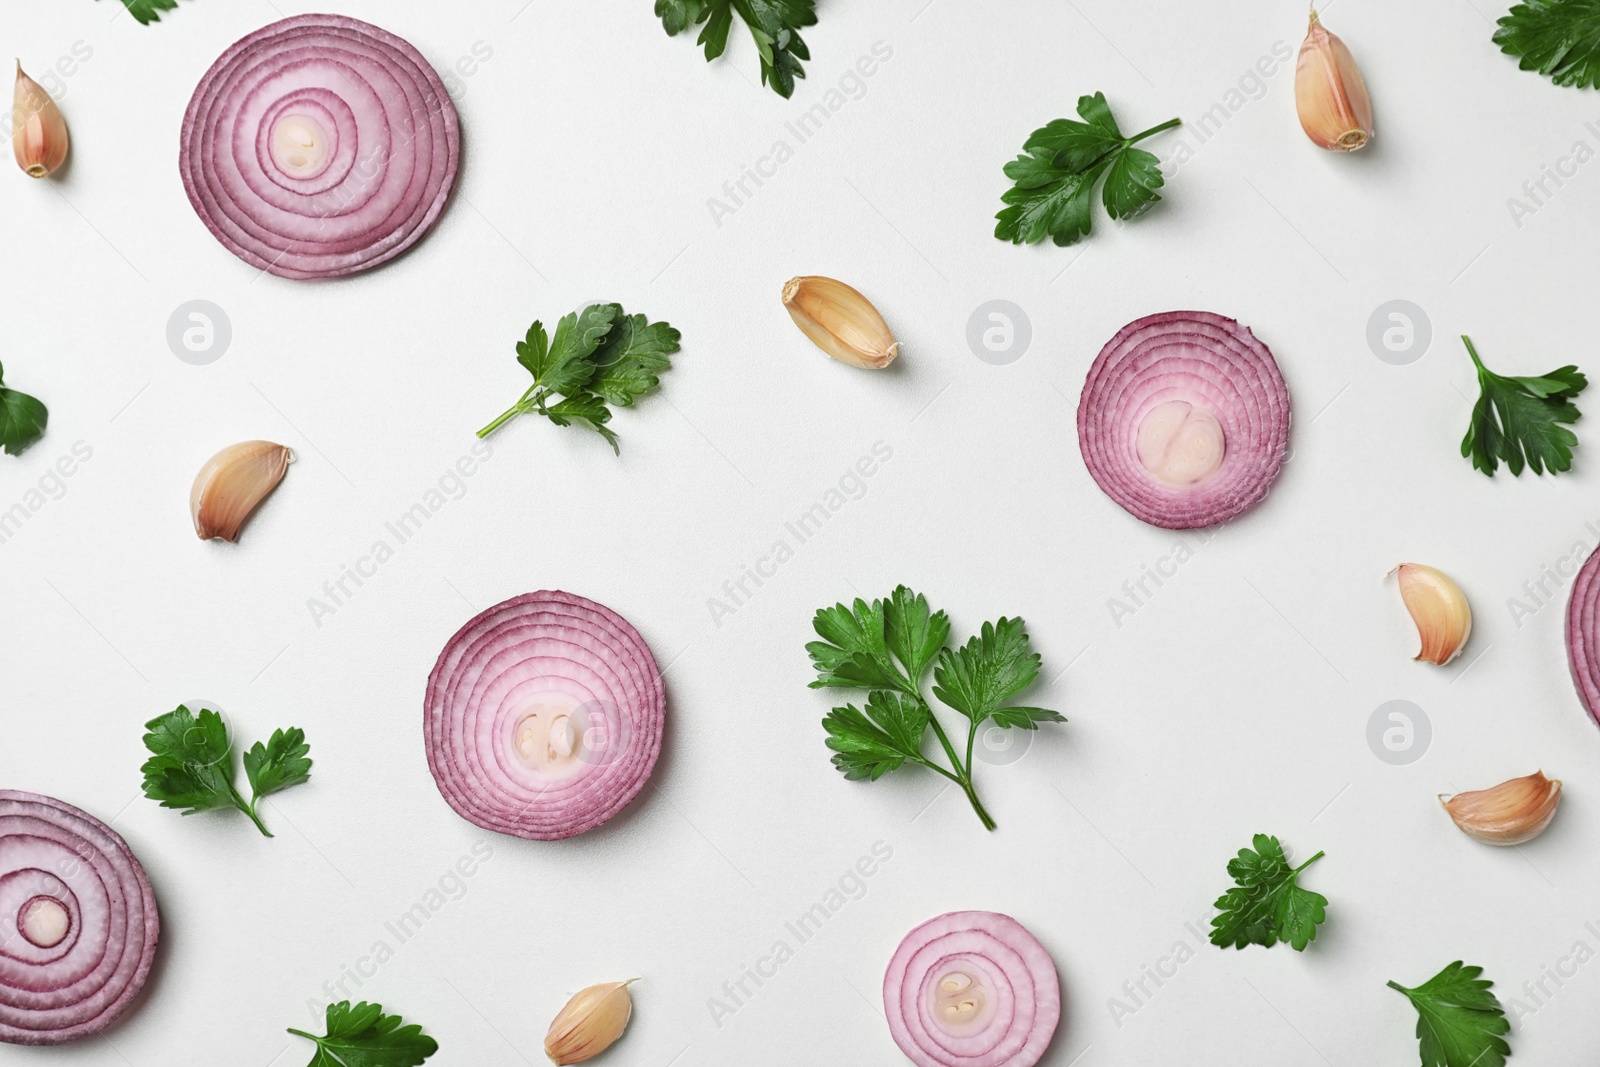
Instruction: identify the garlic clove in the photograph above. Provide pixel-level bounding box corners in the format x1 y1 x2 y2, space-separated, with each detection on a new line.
13 62 69 178
783 276 900 370
1295 11 1373 152
1395 564 1472 666
544 980 634 1066
191 441 293 542
1441 771 1562 846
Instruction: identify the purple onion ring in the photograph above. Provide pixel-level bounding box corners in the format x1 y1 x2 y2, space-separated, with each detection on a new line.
884 911 1060 1067
0 792 160 1046
1078 310 1291 529
425 591 666 841
180 14 460 279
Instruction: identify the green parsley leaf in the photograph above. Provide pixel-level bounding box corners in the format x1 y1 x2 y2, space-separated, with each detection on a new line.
1209 834 1328 952
479 303 679 454
244 727 313 799
590 312 683 408
823 691 929 781
931 617 1044 725
287 1001 438 1067
996 93 1181 247
656 0 817 98
527 304 618 397
102 0 180 25
1460 334 1587 476
140 706 239 816
883 585 951 682
1495 0 1600 89
141 705 311 838
806 586 1064 830
1388 962 1511 1067
0 360 48 457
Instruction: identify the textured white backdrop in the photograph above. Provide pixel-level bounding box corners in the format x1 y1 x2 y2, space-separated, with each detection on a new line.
4 0 1600 1063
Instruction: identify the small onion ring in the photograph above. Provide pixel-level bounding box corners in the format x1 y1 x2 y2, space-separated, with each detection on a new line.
1078 310 1291 530
883 911 1060 1067
180 14 460 279
1567 546 1600 727
0 792 160 1046
424 591 666 841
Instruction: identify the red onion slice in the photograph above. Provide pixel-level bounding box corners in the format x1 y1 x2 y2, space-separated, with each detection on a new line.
180 14 460 279
425 591 666 840
1078 311 1291 529
1567 546 1600 727
0 792 160 1046
883 911 1060 1067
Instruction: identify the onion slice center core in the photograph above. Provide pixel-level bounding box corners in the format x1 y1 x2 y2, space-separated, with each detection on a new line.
933 969 989 1029
17 895 71 948
269 113 331 177
1136 400 1226 486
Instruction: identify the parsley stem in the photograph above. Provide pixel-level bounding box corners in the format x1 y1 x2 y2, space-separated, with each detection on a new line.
1291 850 1325 875
477 404 523 439
961 781 997 832
1461 334 1487 376
286 1028 317 1040
1128 117 1182 144
915 693 997 830
231 783 273 838
477 385 544 439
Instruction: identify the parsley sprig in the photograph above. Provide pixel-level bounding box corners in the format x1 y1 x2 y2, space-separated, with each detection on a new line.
1209 834 1328 952
1388 961 1511 1067
102 0 180 25
0 360 48 457
1461 334 1587 476
477 303 680 455
656 0 817 98
1495 0 1600 89
997 93 1181 247
288 1001 438 1067
140 705 311 838
807 585 1065 831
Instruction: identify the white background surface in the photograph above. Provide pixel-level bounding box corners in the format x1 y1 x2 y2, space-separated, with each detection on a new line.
4 0 1600 1063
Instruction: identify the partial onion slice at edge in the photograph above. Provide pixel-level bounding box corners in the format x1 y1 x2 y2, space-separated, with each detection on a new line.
0 791 160 1046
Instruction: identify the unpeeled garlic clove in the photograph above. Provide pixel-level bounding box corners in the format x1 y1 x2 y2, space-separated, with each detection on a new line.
13 62 69 178
1441 771 1562 846
1295 10 1373 152
544 980 634 1066
1395 564 1472 666
191 441 293 542
783 276 900 370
